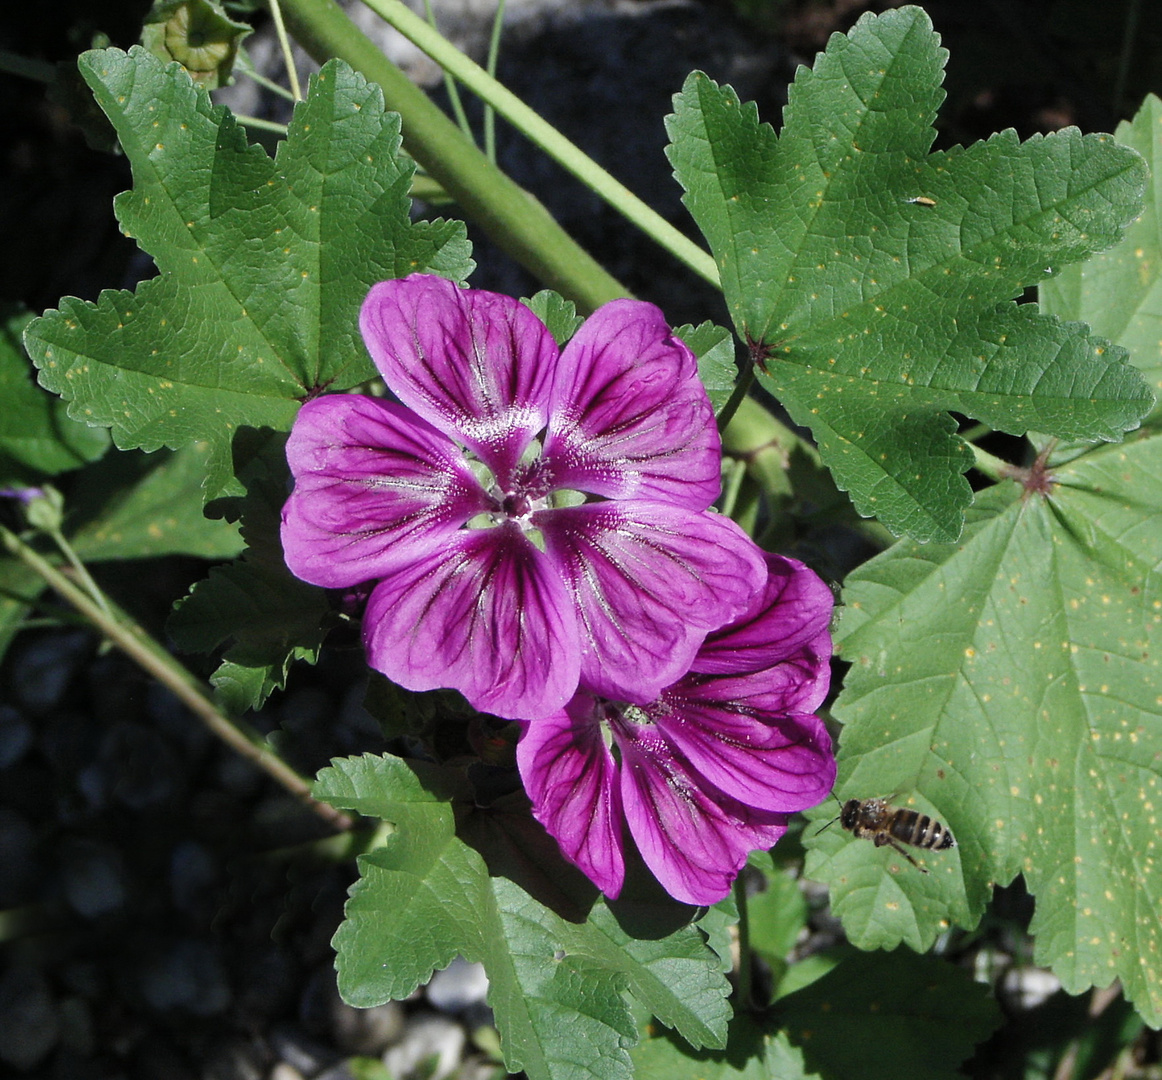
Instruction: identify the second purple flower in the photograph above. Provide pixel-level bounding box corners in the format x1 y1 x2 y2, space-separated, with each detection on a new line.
281 275 766 720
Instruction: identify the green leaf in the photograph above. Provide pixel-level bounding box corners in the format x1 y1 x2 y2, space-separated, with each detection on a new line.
633 1021 819 1080
24 47 472 501
774 950 1000 1080
68 444 243 561
805 430 1162 1025
523 290 584 346
667 7 1152 540
0 305 107 484
167 430 329 714
744 855 808 970
676 322 736 414
316 754 733 1080
1041 93 1162 418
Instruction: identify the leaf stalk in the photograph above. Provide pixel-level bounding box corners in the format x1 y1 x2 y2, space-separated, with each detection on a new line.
355 0 720 287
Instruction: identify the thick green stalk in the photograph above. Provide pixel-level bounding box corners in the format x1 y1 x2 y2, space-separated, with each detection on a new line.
358 0 720 288
276 0 630 312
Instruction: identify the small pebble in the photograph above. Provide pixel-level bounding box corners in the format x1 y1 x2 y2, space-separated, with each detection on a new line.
0 705 33 767
58 995 95 1056
381 1012 465 1080
169 840 218 921
9 631 89 712
202 1034 267 1080
0 962 61 1071
138 939 231 1016
268 1064 306 1080
331 998 405 1057
100 721 180 809
427 958 490 1014
60 837 127 918
0 809 40 906
268 1021 337 1076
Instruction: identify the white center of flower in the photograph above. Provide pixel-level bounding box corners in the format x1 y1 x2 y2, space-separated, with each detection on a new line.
462 439 584 545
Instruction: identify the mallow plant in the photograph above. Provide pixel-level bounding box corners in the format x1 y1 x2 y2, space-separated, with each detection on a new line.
3 1 1161 1077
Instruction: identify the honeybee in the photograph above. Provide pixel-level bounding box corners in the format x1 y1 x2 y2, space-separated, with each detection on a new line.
824 796 956 872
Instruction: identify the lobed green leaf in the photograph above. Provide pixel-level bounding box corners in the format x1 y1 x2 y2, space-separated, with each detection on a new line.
633 1022 819 1080
68 444 243 561
316 754 733 1080
24 47 472 501
774 949 1000 1080
1041 93 1162 419
0 305 107 485
667 7 1152 540
805 430 1162 1024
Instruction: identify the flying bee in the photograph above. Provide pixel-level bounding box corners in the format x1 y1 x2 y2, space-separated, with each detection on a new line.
822 796 956 873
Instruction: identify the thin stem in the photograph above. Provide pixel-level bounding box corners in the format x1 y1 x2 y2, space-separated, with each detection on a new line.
718 456 748 521
734 874 753 1012
47 528 112 620
0 49 55 83
268 0 304 100
278 0 630 312
958 422 991 444
356 0 720 288
969 442 1009 482
483 0 506 164
236 61 299 102
235 113 290 135
715 364 754 434
0 525 353 833
423 0 475 145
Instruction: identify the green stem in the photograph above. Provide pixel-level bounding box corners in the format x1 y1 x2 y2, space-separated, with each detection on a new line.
969 442 1009 482
0 49 55 83
734 874 753 1012
267 0 304 100
424 0 475 145
958 422 990 444
483 0 506 164
235 113 290 134
356 0 720 288
0 525 353 833
718 456 748 520
278 0 629 312
47 528 111 620
715 364 754 434
235 61 299 101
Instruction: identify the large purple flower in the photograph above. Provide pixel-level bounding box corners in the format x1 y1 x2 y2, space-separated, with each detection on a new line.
281 274 766 720
516 553 835 905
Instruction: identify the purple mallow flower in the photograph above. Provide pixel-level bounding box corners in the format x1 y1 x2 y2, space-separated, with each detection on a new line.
517 553 835 905
280 274 766 720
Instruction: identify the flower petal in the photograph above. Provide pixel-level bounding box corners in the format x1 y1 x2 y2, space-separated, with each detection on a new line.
281 395 492 589
362 522 580 721
692 553 835 678
536 501 766 702
648 691 835 812
542 300 720 508
614 717 790 906
360 275 558 481
516 698 625 898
